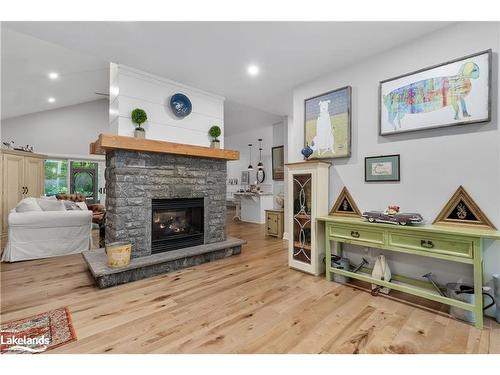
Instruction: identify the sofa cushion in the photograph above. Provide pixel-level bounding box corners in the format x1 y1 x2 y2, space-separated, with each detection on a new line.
36 199 66 212
56 193 86 202
15 197 43 213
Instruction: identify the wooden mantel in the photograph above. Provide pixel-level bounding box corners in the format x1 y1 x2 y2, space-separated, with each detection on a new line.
90 134 239 160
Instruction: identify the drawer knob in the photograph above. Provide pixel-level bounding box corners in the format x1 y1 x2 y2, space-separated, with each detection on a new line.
421 240 434 249
350 231 360 238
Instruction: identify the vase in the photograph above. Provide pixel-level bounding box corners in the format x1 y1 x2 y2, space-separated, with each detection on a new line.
134 129 145 139
211 140 220 149
106 241 132 268
301 143 313 160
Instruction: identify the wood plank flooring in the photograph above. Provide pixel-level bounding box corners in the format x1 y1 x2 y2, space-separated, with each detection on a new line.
1 214 498 353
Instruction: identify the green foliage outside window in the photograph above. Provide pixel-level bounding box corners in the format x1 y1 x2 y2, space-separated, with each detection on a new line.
44 160 98 197
45 160 68 196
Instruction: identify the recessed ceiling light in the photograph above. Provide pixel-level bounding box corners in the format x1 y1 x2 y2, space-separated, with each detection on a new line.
48 72 59 80
48 97 56 103
247 65 259 76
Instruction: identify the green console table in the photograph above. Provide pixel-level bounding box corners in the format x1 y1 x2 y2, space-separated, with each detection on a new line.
317 216 500 329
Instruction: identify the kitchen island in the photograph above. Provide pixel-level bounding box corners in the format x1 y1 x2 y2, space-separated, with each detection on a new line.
233 192 274 224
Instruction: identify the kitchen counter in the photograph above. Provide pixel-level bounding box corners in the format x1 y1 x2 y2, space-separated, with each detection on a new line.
233 192 274 224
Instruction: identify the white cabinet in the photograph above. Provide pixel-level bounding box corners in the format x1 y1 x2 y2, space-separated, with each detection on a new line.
286 161 330 275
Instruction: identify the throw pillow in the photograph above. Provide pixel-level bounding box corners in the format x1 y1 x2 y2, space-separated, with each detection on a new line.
75 202 89 211
36 199 66 212
39 195 57 200
62 200 82 211
15 197 43 213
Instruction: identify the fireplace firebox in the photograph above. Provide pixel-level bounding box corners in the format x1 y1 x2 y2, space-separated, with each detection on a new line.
151 198 204 254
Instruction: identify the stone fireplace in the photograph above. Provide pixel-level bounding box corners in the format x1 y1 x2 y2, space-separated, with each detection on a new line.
105 150 226 258
83 134 244 288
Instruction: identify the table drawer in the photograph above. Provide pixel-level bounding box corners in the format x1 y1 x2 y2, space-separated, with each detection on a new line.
328 224 385 246
388 232 473 258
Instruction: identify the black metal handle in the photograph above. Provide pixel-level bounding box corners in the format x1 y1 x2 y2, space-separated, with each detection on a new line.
483 292 496 311
421 240 434 248
26 186 29 194
350 231 360 238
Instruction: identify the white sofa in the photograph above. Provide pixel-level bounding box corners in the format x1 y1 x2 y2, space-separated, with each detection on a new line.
2 198 93 262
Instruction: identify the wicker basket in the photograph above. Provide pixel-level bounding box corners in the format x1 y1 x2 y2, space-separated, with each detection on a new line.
106 241 132 268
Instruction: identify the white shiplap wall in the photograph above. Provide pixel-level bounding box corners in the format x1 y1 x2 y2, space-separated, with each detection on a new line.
110 64 225 147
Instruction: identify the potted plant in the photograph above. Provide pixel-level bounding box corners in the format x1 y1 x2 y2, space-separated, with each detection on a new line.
209 125 222 149
131 108 147 138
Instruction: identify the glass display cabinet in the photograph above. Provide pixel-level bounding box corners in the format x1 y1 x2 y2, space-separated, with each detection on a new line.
286 160 330 275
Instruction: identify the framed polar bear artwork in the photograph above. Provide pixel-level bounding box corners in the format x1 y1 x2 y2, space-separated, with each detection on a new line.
379 49 491 135
304 86 351 159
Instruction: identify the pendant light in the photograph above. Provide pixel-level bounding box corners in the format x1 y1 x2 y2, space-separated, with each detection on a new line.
247 143 253 171
257 138 264 170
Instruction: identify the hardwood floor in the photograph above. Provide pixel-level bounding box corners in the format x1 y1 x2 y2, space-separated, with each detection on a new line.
1 214 499 354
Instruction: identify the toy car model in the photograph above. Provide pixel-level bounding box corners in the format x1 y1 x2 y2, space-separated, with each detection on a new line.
362 211 424 226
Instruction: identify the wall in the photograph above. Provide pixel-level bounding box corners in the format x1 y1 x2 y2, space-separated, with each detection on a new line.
224 101 285 206
1 99 108 159
290 22 500 303
225 126 275 196
272 120 286 200
111 64 225 147
283 115 293 239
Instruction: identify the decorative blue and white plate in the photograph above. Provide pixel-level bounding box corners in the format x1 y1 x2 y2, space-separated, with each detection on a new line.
169 93 192 118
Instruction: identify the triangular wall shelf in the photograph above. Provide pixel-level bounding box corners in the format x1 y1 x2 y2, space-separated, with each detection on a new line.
329 187 361 217
433 185 496 229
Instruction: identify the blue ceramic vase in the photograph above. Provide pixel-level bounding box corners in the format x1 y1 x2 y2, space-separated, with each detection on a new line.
301 143 313 160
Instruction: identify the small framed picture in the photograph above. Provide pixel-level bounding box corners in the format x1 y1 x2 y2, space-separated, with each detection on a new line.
272 146 284 180
365 154 400 182
241 171 250 185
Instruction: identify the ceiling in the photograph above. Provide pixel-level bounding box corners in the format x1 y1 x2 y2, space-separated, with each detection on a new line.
1 28 109 119
224 100 283 136
2 21 453 119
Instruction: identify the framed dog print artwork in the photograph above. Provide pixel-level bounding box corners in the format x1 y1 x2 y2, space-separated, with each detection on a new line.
304 86 351 159
379 49 491 135
365 155 400 182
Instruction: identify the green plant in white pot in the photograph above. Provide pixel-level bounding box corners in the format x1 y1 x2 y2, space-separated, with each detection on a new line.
131 108 147 138
209 125 221 149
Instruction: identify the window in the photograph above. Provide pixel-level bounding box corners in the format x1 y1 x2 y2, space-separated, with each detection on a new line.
44 159 104 203
44 160 68 196
70 161 98 202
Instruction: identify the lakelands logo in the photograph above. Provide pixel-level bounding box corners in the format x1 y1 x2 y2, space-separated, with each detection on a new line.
1 333 50 353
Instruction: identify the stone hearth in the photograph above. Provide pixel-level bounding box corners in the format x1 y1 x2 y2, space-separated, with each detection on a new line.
83 237 245 288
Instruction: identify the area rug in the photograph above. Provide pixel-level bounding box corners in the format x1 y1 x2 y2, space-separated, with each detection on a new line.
1 307 77 354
